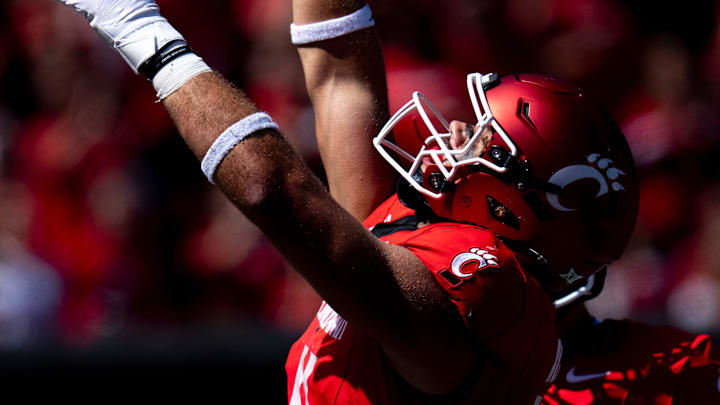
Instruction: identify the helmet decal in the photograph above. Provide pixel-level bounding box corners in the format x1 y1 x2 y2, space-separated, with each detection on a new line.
546 154 626 212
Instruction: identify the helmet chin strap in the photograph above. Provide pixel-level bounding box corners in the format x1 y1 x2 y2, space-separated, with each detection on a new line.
553 274 596 308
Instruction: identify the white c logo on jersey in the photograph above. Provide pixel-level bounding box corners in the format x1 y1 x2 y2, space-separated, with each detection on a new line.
450 248 498 278
546 154 626 212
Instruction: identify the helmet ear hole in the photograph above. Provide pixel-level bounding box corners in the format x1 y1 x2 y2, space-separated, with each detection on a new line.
486 195 520 230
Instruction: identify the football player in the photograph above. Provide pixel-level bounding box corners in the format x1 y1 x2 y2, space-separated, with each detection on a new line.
54 0 561 404
290 1 720 404
52 0 720 403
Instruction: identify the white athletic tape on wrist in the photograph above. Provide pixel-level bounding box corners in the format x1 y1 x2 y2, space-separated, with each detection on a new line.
290 4 374 45
111 19 186 73
201 113 280 184
152 53 212 100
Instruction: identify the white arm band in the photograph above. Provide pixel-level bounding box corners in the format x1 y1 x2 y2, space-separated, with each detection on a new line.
152 52 212 100
201 112 279 184
290 4 375 45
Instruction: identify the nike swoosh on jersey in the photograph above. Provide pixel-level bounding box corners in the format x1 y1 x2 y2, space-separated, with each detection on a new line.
565 367 611 383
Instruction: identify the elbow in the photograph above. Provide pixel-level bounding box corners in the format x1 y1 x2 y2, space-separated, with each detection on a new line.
238 179 278 212
209 127 326 230
220 162 286 215
214 137 316 221
210 136 287 213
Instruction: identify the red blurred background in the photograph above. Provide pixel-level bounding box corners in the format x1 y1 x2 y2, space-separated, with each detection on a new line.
1 0 719 396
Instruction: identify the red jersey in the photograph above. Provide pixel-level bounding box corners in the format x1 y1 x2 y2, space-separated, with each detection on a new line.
542 318 720 405
286 194 561 404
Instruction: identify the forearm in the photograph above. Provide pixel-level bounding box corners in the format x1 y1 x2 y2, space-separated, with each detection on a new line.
162 72 260 160
292 0 396 219
164 72 321 223
292 0 386 119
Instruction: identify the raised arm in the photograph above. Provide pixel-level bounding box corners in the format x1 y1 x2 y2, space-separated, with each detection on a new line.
53 0 474 394
291 0 396 220
165 73 474 393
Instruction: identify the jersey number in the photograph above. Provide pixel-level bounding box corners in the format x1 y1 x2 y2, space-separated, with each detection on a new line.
290 345 318 405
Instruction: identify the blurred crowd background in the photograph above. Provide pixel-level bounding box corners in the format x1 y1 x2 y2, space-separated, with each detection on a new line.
1 0 720 392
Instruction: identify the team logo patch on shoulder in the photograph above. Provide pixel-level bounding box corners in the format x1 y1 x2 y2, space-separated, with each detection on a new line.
439 248 499 287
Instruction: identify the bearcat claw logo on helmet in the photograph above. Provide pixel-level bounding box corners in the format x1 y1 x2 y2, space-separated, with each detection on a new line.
376 72 639 308
546 153 626 212
439 248 499 287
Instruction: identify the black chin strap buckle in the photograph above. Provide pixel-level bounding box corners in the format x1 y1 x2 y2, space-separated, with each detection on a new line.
397 177 433 217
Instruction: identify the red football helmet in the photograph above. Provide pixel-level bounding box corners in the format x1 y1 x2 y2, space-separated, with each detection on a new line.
374 73 639 307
